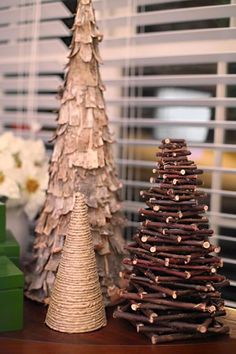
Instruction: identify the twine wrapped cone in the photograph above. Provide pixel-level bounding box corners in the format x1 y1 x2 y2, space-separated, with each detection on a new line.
45 193 107 333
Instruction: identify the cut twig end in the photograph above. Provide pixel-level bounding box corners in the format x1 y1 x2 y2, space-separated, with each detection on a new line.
131 303 140 311
149 313 158 323
185 271 191 279
141 235 149 243
150 246 157 253
172 291 177 299
151 334 158 344
136 323 144 333
208 305 216 313
198 325 207 334
203 241 210 249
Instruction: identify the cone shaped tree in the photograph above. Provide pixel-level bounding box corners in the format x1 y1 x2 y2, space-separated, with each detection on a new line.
45 193 106 333
25 0 125 305
114 138 230 344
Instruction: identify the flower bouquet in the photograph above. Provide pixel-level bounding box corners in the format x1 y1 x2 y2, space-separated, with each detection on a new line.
0 131 49 258
0 132 49 220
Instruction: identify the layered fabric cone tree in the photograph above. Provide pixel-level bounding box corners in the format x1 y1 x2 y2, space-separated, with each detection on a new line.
25 0 125 305
45 193 106 333
114 138 230 344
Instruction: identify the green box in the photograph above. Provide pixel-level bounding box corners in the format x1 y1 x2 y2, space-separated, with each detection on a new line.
0 230 20 266
0 256 24 290
0 256 24 332
9 257 19 268
0 289 23 332
0 202 6 242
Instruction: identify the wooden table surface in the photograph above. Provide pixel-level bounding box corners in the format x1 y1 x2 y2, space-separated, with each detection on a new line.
0 299 236 354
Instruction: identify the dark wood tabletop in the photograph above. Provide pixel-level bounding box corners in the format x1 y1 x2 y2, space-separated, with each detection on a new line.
0 299 235 354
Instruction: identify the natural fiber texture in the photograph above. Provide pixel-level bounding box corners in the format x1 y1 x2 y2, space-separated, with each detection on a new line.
25 0 126 305
45 193 107 333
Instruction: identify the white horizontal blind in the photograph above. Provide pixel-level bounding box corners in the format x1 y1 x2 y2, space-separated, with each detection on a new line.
0 0 71 135
1 0 236 306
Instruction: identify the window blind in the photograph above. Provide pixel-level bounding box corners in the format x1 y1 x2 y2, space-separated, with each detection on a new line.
0 0 72 134
0 0 236 307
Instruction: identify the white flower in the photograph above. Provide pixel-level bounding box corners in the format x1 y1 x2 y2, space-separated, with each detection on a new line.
20 163 49 220
0 132 48 168
0 132 49 220
0 152 20 199
0 132 13 151
20 139 48 166
0 132 24 155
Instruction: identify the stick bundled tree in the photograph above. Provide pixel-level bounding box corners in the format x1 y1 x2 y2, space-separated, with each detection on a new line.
45 193 106 333
25 0 125 305
114 138 230 344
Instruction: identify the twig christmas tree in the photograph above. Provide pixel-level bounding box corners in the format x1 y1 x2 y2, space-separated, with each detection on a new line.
25 0 125 305
114 138 230 344
45 193 106 333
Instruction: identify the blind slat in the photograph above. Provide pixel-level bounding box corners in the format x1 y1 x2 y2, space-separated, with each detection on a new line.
0 39 67 63
98 4 236 27
111 119 236 129
0 20 70 41
107 97 236 107
94 0 180 9
0 0 56 7
105 52 236 66
104 28 236 47
0 94 59 109
1 76 62 91
104 74 236 87
116 139 236 152
0 2 71 25
101 39 236 65
0 61 64 74
2 113 56 127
